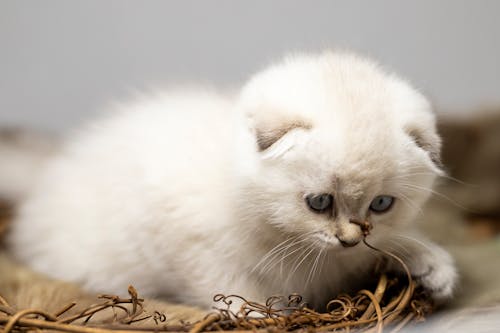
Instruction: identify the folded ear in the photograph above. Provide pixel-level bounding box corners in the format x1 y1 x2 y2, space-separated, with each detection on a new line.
406 126 442 168
255 120 311 151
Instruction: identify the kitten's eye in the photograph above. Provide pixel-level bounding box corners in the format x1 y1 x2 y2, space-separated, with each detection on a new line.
369 195 394 213
306 194 333 213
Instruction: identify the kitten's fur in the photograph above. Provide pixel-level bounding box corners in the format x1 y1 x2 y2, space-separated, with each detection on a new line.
7 51 457 309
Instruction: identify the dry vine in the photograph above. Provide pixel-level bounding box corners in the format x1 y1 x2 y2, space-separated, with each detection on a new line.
0 221 434 333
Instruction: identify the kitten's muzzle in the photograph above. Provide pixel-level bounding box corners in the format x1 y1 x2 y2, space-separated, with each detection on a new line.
335 218 367 248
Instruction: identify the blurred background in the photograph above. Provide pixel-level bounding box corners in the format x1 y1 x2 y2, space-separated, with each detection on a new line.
0 0 499 312
1 0 500 131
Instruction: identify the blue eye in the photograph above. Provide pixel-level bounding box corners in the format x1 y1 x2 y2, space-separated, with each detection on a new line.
370 195 394 213
306 193 333 213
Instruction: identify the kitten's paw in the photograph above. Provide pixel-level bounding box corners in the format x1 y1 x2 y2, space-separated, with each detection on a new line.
414 263 457 301
410 252 458 302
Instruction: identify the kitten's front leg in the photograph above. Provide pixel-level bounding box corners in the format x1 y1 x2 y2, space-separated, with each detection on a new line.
385 233 458 302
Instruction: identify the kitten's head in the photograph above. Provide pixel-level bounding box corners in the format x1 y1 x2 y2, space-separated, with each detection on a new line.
238 51 442 249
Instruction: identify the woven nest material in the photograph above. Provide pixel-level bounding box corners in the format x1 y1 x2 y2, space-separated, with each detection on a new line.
0 239 434 333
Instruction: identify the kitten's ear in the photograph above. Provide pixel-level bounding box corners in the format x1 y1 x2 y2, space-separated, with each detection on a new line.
406 127 442 168
255 120 311 151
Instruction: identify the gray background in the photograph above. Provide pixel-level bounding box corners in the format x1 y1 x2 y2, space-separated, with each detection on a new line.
1 0 499 132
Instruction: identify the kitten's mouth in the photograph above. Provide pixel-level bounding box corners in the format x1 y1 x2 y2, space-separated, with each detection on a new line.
338 239 360 248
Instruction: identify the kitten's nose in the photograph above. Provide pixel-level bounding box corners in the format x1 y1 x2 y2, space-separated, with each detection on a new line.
335 218 366 247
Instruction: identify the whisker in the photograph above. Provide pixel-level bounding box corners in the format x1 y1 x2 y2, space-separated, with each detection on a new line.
396 192 424 216
398 183 469 210
261 238 311 276
312 246 326 285
386 172 475 187
258 231 318 276
306 244 322 286
286 242 317 286
279 236 312 277
251 236 297 274
383 240 412 259
392 234 436 254
252 231 315 274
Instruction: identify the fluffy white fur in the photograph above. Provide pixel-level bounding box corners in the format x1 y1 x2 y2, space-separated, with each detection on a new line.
7 51 457 309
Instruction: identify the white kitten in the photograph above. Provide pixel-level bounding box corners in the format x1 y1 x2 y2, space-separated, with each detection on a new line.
7 51 457 309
